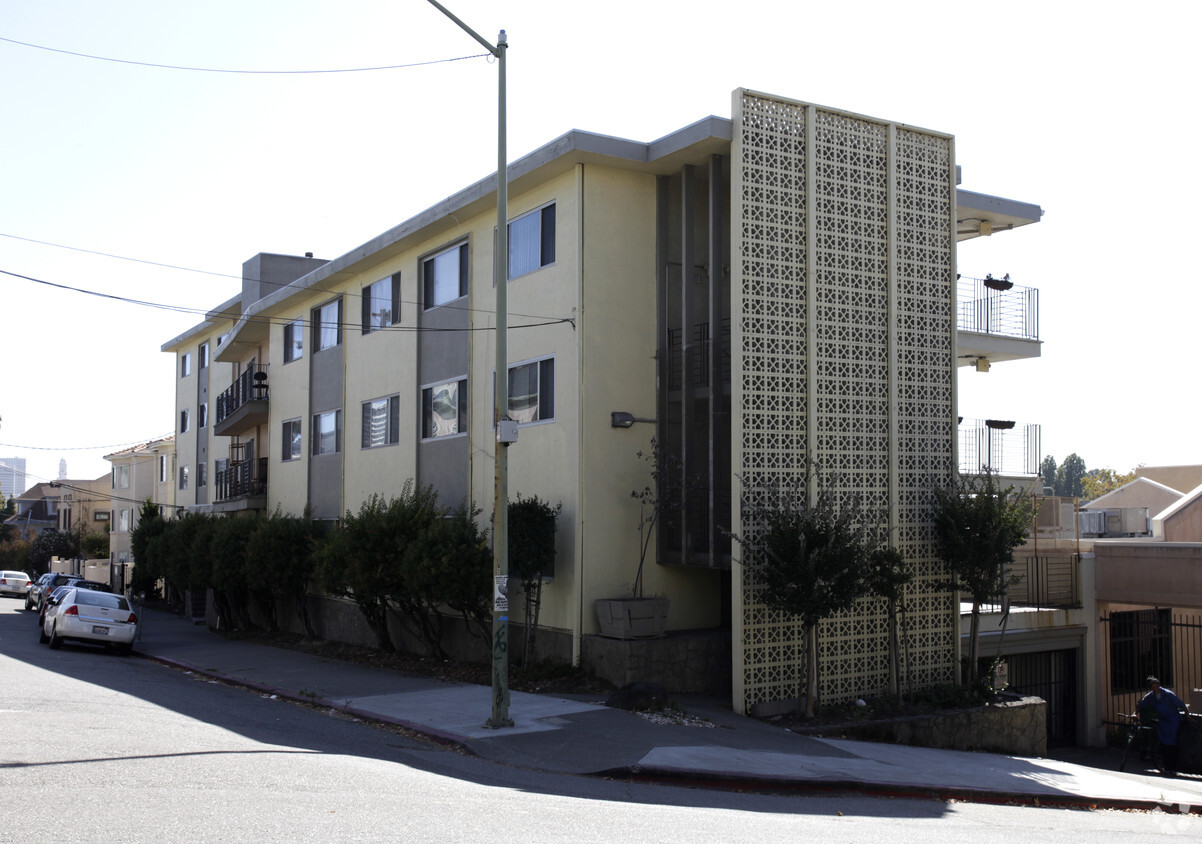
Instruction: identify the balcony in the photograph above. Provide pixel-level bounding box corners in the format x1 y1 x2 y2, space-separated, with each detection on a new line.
213 457 268 512
214 365 269 438
958 417 1040 478
956 274 1040 367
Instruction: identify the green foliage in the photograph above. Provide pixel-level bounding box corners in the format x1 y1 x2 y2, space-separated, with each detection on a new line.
508 493 561 667
0 538 32 571
129 500 166 597
211 515 261 630
630 438 696 597
29 529 77 572
1081 467 1137 502
1054 453 1087 498
318 484 441 652
865 546 913 699
1039 455 1057 494
80 532 109 559
931 469 1033 685
246 509 316 637
402 502 492 656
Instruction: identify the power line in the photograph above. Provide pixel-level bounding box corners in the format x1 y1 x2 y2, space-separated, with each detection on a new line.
0 36 488 74
0 436 172 452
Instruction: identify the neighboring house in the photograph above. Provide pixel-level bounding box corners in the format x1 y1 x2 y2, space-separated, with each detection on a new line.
104 435 177 590
1135 464 1202 495
3 475 113 541
163 89 1043 716
1084 477 1183 515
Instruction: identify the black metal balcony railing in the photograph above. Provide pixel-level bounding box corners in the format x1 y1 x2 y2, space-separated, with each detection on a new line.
985 555 1081 610
957 275 1039 341
214 458 268 501
215 365 269 426
958 418 1040 477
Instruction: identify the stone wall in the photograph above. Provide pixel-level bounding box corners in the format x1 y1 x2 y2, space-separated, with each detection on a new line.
581 629 731 697
801 695 1047 758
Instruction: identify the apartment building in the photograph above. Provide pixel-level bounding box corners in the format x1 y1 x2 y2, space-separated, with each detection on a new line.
163 89 1042 714
104 436 177 579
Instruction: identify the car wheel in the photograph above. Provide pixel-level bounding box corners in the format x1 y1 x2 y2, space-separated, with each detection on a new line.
38 623 49 644
48 623 62 650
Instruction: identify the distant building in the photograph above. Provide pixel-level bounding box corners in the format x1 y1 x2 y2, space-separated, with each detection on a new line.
0 456 27 499
58 458 67 480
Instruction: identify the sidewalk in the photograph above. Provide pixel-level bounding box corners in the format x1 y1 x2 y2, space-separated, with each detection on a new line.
134 609 1202 814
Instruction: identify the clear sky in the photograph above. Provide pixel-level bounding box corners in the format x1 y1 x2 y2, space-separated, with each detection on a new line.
2 0 1198 493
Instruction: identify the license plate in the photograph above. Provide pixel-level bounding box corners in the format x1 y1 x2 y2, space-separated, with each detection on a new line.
92 626 109 635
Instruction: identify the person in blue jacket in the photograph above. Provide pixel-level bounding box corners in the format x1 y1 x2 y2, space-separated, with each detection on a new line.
1137 676 1187 775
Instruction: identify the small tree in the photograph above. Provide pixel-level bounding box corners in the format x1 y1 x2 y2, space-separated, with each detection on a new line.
507 494 561 667
736 466 874 718
865 546 913 701
30 529 77 574
629 438 696 597
211 516 260 630
931 469 1033 686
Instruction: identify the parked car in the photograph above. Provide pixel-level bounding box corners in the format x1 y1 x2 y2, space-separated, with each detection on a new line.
0 570 32 598
38 583 83 628
26 573 82 613
40 588 138 654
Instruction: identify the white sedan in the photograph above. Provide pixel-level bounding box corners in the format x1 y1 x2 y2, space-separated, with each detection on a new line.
40 588 138 655
0 570 32 598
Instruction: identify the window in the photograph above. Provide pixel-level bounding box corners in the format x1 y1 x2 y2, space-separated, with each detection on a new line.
198 403 208 429
117 465 130 489
198 463 207 488
361 395 400 448
422 379 467 439
158 455 167 483
282 418 302 461
507 358 555 424
1109 608 1173 693
181 353 192 377
180 409 190 434
508 204 556 278
422 243 469 309
217 331 230 347
312 410 342 455
313 299 342 352
118 509 130 533
179 466 189 490
362 274 401 334
199 342 209 369
284 319 304 363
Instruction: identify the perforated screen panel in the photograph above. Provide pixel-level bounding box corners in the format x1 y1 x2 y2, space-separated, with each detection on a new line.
731 91 958 714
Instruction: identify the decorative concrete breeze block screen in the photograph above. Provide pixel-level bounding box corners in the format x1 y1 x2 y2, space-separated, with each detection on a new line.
731 90 958 713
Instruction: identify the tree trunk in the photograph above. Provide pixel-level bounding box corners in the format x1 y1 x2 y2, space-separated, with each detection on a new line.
886 599 900 699
967 600 982 686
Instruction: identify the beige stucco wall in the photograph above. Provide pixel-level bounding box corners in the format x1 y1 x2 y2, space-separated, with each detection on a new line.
1094 541 1202 609
1135 465 1202 494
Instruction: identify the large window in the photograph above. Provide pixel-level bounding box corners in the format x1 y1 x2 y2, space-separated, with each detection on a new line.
362 395 400 448
422 379 467 439
507 357 555 424
181 353 192 377
117 465 129 489
282 418 302 461
363 274 401 334
1109 608 1173 693
179 466 189 490
312 410 342 455
284 319 303 363
509 204 555 278
118 509 130 533
422 243 469 309
313 299 342 352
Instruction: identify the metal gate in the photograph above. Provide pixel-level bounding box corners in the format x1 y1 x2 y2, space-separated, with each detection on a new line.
997 648 1078 746
1100 609 1202 736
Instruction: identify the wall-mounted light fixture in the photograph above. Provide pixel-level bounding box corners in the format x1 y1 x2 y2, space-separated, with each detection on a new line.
975 357 991 373
611 412 656 429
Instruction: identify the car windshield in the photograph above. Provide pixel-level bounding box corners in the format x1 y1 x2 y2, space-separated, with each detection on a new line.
73 592 130 611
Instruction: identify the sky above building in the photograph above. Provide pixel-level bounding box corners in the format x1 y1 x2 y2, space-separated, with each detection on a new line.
1 0 1198 491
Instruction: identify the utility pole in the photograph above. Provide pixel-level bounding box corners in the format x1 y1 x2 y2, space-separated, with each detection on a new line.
425 0 513 728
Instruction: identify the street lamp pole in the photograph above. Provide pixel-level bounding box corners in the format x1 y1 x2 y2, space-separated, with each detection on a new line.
425 0 512 728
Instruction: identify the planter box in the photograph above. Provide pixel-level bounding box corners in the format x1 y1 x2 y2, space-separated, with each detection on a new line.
594 597 669 640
